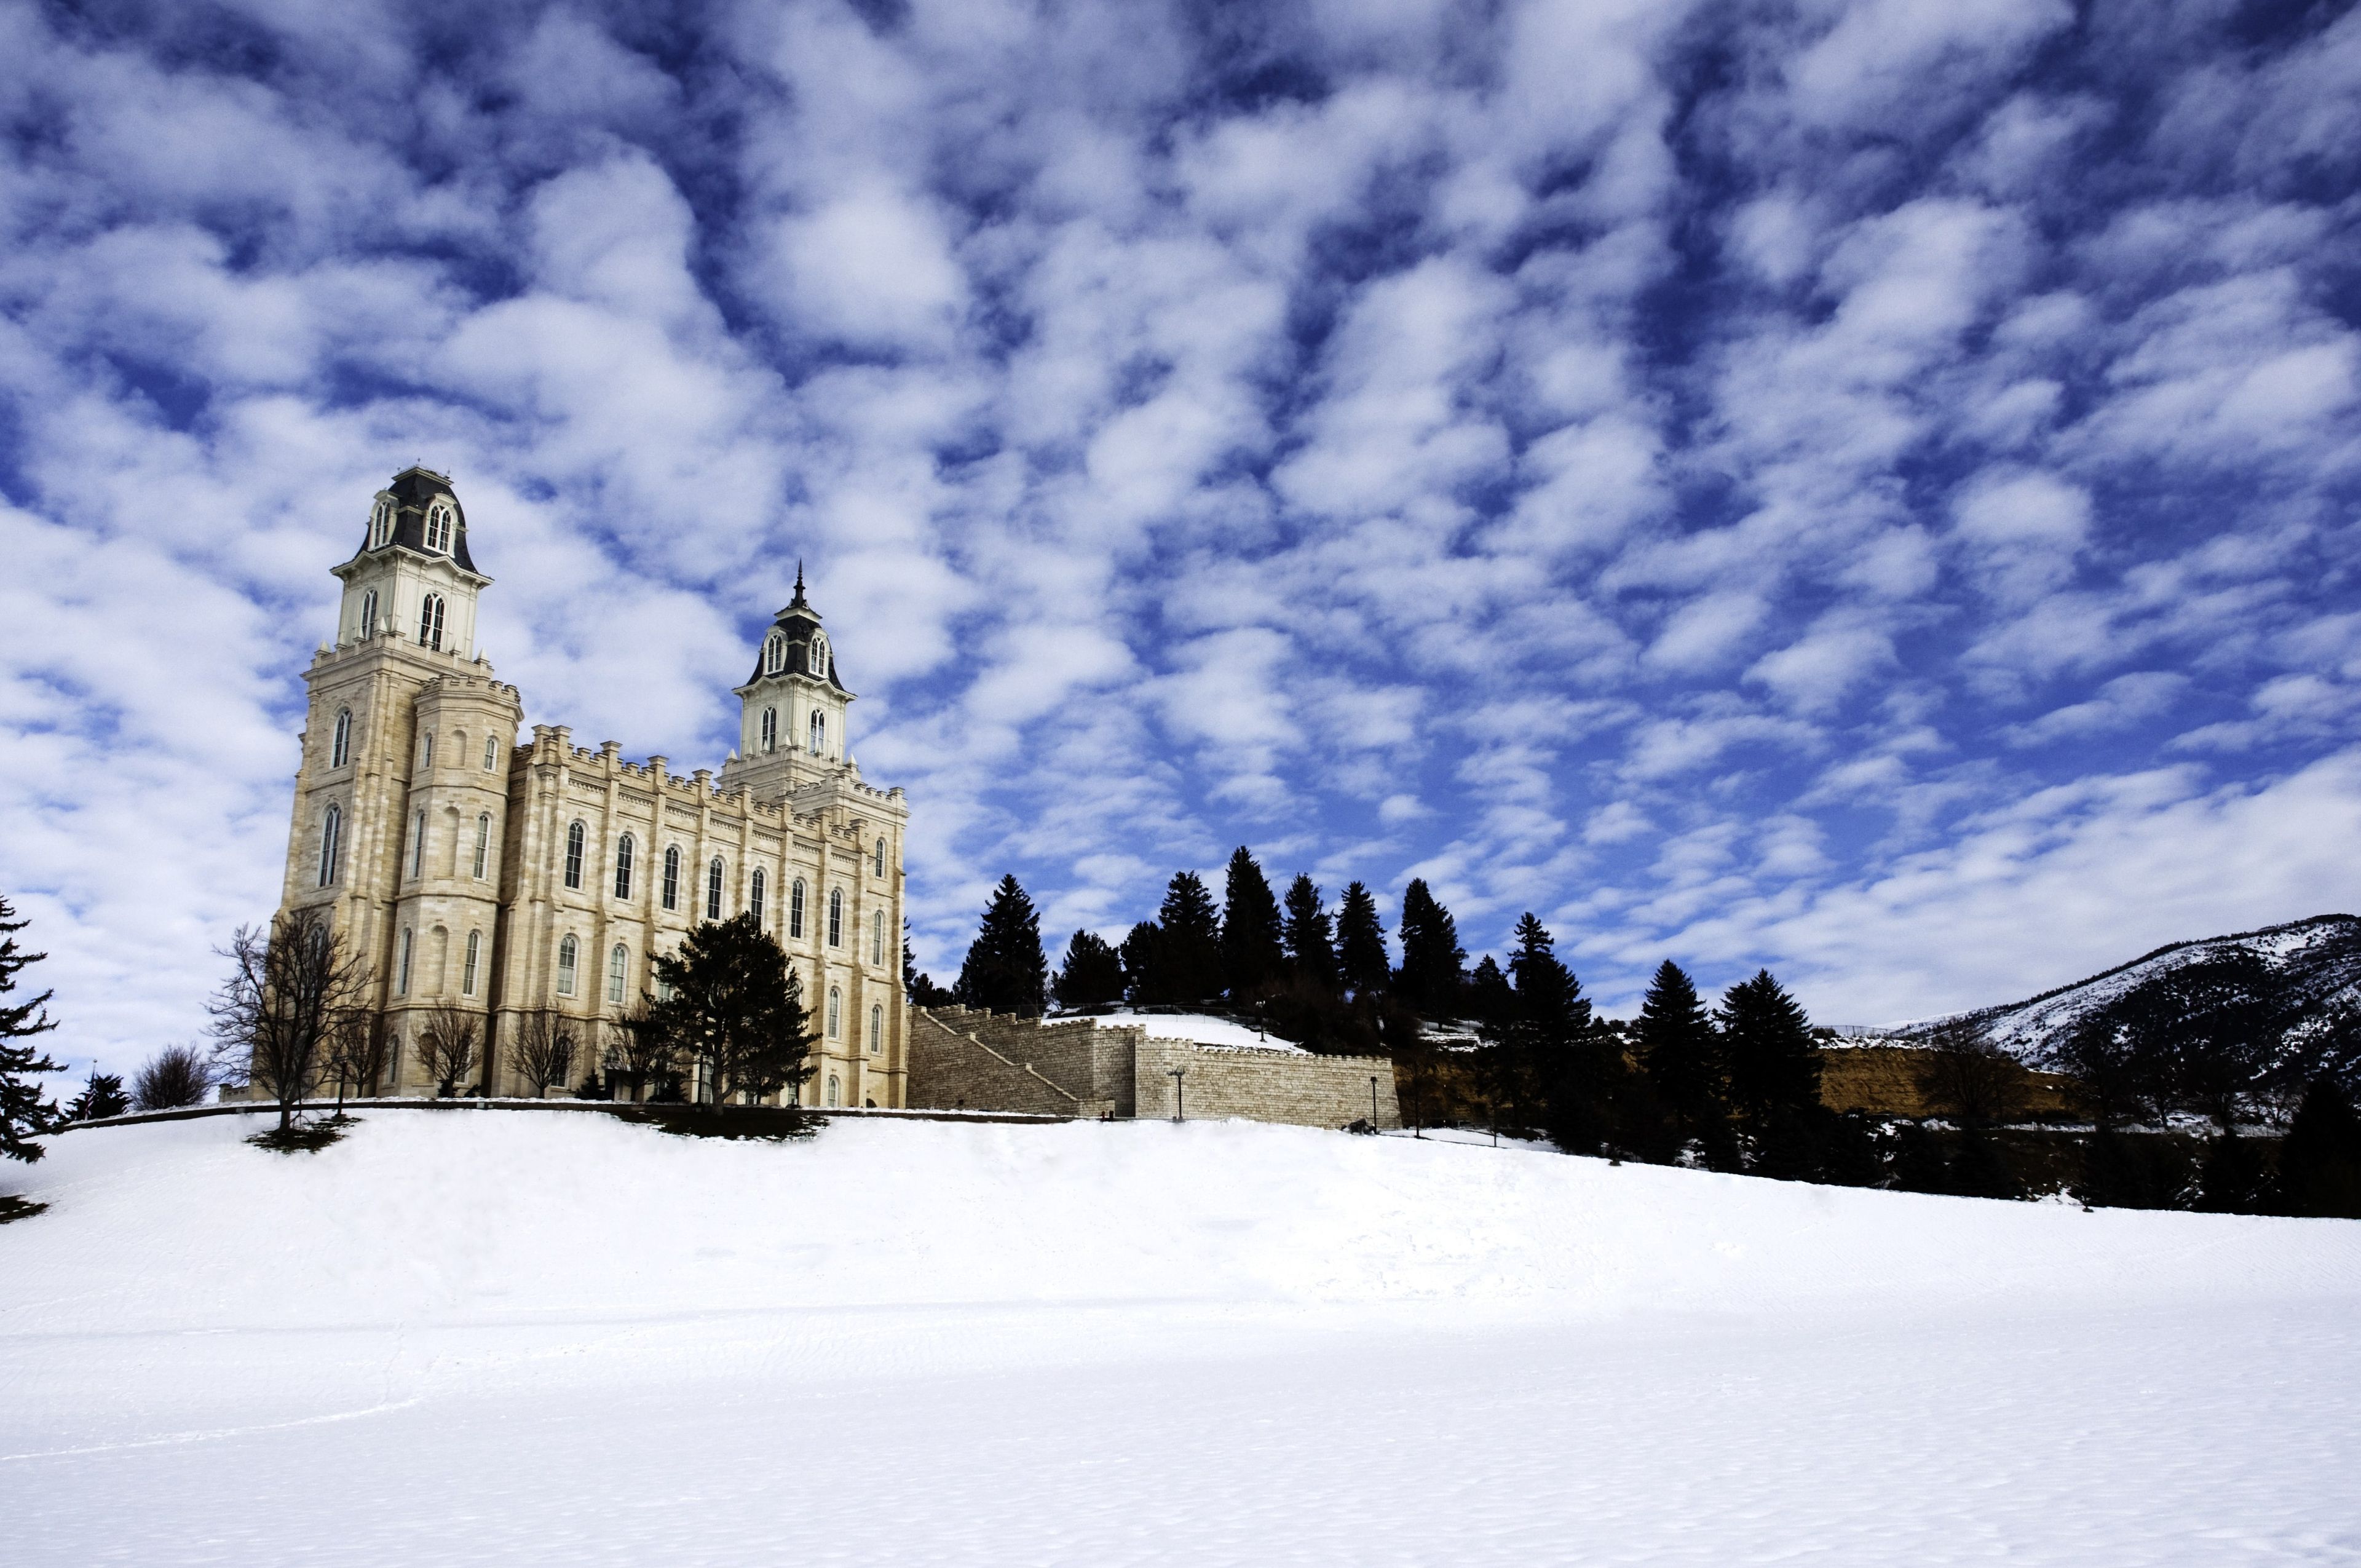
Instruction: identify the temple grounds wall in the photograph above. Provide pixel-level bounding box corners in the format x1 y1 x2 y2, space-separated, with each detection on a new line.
909 1008 1397 1131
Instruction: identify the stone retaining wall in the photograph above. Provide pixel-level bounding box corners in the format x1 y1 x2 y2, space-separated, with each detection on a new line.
906 1011 1094 1118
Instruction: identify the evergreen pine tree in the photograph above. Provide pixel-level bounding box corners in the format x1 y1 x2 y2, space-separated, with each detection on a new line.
1718 969 1823 1131
1335 882 1390 999
644 912 817 1109
952 875 1048 1016
2274 1077 2361 1218
1637 960 1725 1148
0 895 66 1163
65 1070 130 1123
1465 955 1513 1024
1280 875 1340 991
1482 914 1603 1146
1137 873 1222 1005
1051 930 1126 1010
1219 848 1286 998
1119 920 1163 1004
1394 879 1466 1017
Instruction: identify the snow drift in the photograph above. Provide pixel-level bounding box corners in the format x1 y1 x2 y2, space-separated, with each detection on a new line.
3 1110 2357 1566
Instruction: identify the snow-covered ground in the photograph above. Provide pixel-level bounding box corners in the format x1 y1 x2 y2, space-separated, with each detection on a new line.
1056 1008 1310 1051
4 1110 2358 1565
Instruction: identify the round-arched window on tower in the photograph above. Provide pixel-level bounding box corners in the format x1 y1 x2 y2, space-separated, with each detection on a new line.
419 593 446 651
765 633 785 675
808 631 829 675
808 710 826 755
331 708 352 769
369 500 393 550
826 1074 840 1108
473 814 491 879
317 804 342 888
358 588 378 640
425 503 454 555
556 935 579 997
761 706 777 753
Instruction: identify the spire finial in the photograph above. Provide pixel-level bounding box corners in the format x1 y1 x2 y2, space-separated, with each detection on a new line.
790 561 810 609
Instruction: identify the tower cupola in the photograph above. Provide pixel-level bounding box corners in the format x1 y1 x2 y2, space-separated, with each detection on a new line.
332 465 491 657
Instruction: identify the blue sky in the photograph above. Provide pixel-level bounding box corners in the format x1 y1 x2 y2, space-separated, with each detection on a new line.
4 0 2359 1072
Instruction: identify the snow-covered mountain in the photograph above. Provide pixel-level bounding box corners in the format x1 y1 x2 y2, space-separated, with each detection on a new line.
1910 914 2361 1075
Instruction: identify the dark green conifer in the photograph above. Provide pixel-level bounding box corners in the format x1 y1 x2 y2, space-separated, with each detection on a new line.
1718 969 1822 1130
1394 879 1466 1017
1484 914 1604 1147
65 1071 130 1123
1051 930 1126 1010
2274 1078 2361 1218
1136 873 1222 1005
1280 875 1340 992
1 895 65 1162
1335 882 1390 999
1637 960 1723 1142
952 875 1048 1016
1465 955 1513 1024
1219 848 1286 997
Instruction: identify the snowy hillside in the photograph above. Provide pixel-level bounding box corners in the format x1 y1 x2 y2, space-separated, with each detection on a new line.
1909 913 2361 1071
4 1110 2359 1565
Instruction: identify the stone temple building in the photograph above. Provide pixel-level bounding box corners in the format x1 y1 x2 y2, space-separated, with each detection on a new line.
267 466 909 1107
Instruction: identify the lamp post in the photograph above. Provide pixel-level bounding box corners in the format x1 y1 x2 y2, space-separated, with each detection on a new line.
1369 1075 1379 1128
1169 1065 1186 1123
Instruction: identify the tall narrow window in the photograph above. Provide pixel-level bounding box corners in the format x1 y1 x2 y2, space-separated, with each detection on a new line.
872 837 885 877
397 928 414 996
809 711 826 754
369 501 392 548
827 986 841 1039
614 834 635 900
317 804 342 887
828 889 843 947
359 588 378 638
706 858 724 921
826 1075 840 1109
871 909 884 967
607 943 628 1005
869 1005 882 1055
809 631 829 674
662 846 681 911
564 822 585 889
556 935 579 996
483 734 499 771
331 708 352 769
473 814 491 879
462 930 481 996
410 810 426 878
750 868 766 924
419 593 446 651
764 633 785 675
422 732 435 770
761 706 777 752
425 503 454 554
789 879 806 940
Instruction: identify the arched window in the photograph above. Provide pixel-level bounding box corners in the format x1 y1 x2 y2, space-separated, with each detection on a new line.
764 633 785 675
419 593 445 651
872 837 885 877
808 710 826 755
556 935 579 996
409 810 426 879
871 909 885 966
425 503 454 554
317 804 342 887
827 986 842 1038
826 1074 840 1108
484 734 499 770
358 588 378 638
869 1004 882 1055
789 878 806 940
369 500 392 548
809 631 829 675
331 708 352 769
750 868 767 924
607 943 628 1005
473 814 491 880
614 834 635 900
827 889 843 947
706 858 724 921
761 706 777 753
564 822 585 889
421 731 435 770
397 927 414 996
662 846 681 911
462 930 481 996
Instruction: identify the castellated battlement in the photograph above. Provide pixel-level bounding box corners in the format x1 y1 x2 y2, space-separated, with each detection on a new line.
908 1006 1400 1131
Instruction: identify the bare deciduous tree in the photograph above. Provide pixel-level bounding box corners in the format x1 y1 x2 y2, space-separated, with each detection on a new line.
1914 1016 2028 1131
326 1009 387 1110
208 907 373 1132
507 1009 577 1098
417 1004 483 1098
609 1008 674 1103
132 1043 214 1112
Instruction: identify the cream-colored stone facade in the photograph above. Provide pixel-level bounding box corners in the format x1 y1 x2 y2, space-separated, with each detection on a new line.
272 467 909 1106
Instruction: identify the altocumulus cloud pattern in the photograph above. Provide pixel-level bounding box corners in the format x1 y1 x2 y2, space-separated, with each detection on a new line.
3 0 2359 1066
